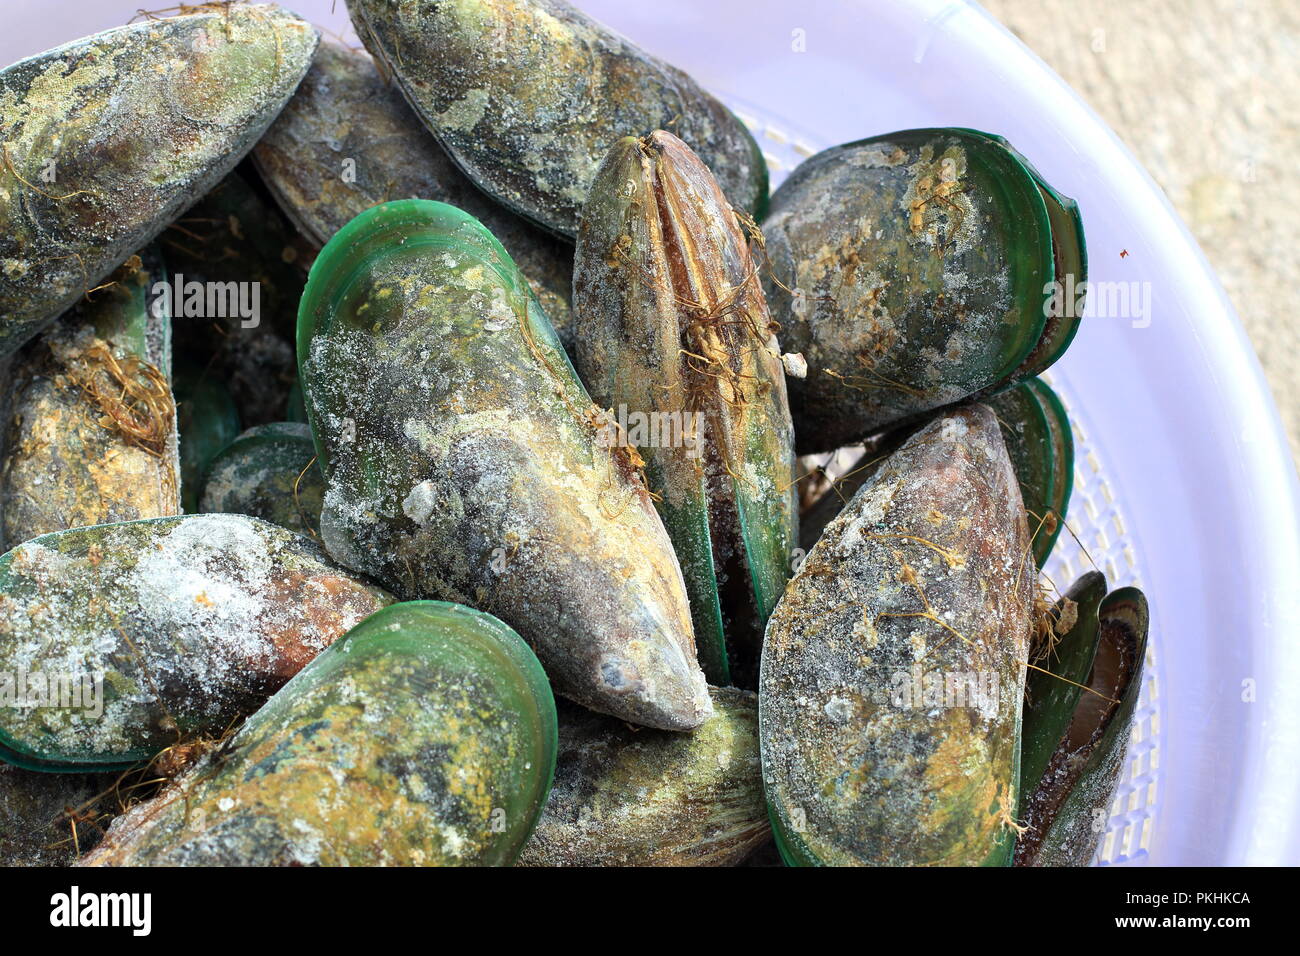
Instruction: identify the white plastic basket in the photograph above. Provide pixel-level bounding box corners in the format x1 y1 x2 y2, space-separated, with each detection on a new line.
15 0 1298 866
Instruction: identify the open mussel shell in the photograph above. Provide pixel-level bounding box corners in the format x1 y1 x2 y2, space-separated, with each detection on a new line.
0 4 318 359
760 405 1034 866
200 422 322 538
81 601 558 866
298 199 711 730
1 247 180 550
988 376 1074 566
573 130 797 688
253 41 576 349
519 686 768 866
762 128 1083 454
1016 586 1149 866
0 514 392 771
165 169 308 427
173 363 241 513
1018 571 1107 820
345 0 767 239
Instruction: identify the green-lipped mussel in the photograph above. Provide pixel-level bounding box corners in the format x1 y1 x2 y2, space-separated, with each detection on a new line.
799 377 1073 567
573 130 797 689
253 41 577 349
760 405 1034 866
761 128 1085 453
0 4 318 359
298 198 711 730
0 514 392 771
199 422 323 538
81 601 557 866
345 0 767 238
520 686 768 866
173 363 241 513
1 248 180 551
1016 579 1148 866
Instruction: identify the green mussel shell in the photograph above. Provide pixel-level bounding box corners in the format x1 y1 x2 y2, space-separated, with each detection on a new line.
174 364 241 513
760 405 1034 866
519 686 768 866
200 422 323 538
298 199 711 730
1018 571 1107 821
253 42 576 349
573 131 797 689
346 0 767 238
987 377 1074 566
1016 587 1148 866
81 601 557 866
0 514 392 771
0 4 318 359
798 376 1071 563
2 247 180 550
762 129 1082 453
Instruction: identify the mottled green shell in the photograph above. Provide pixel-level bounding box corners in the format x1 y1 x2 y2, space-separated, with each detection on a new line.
988 377 1074 566
0 514 392 771
298 199 710 730
1 762 114 865
0 5 318 359
174 364 241 513
166 170 309 427
82 601 557 866
1017 587 1148 866
763 129 1072 453
253 42 576 349
573 131 797 689
347 0 767 238
520 686 768 866
1018 572 1106 821
200 422 322 537
760 405 1034 866
2 248 180 550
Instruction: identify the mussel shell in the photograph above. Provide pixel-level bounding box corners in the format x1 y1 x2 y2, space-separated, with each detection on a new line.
81 601 557 866
0 514 392 770
199 422 322 537
763 129 1063 453
173 364 241 513
1016 587 1148 866
1018 571 1107 819
519 686 768 866
298 199 710 730
252 42 576 349
574 131 797 688
346 0 767 238
760 405 1034 865
0 4 318 358
987 377 1074 566
2 247 180 550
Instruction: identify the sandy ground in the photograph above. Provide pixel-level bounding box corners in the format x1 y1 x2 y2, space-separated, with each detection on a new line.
983 0 1300 461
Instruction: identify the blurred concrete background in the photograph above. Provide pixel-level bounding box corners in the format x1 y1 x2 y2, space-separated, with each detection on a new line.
982 0 1300 460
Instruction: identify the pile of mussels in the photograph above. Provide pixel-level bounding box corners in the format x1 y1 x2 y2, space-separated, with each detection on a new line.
0 1 1149 867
